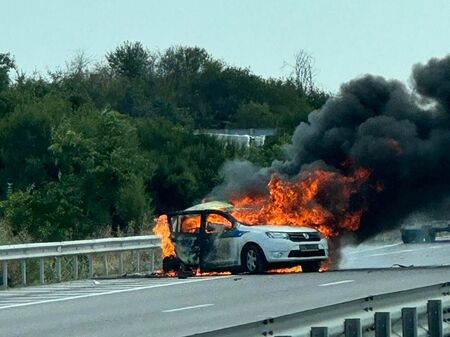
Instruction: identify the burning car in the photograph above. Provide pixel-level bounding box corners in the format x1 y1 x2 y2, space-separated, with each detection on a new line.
161 201 329 274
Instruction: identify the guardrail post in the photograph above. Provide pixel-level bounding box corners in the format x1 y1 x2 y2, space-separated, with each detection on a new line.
2 261 8 289
103 255 109 277
73 256 79 280
150 249 155 272
402 307 418 337
21 260 27 286
88 255 94 278
119 253 124 275
375 312 391 337
428 300 443 337
311 327 328 337
39 258 45 285
136 251 141 273
345 319 361 337
55 257 62 282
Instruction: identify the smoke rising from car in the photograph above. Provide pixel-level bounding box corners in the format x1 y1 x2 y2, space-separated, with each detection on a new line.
210 55 450 241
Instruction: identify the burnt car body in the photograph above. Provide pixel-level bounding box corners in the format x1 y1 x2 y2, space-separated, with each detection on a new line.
164 202 329 273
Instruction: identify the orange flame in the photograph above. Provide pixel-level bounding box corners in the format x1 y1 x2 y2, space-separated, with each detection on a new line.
194 269 232 276
153 167 371 272
154 215 175 258
269 266 302 273
230 167 370 237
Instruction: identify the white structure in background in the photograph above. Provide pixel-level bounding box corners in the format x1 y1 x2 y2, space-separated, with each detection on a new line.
194 128 275 147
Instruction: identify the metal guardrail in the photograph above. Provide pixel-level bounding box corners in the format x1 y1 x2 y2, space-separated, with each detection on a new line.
194 282 450 337
0 235 161 289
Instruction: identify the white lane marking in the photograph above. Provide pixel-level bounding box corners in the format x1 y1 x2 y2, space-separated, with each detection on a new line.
34 291 104 296
163 303 214 313
318 280 354 287
0 295 66 300
0 277 231 311
0 289 59 293
368 249 414 257
0 298 60 304
0 299 58 304
345 243 402 255
366 244 450 257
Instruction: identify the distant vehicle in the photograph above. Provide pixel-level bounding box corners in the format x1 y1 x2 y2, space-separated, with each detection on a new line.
162 201 329 274
401 220 450 243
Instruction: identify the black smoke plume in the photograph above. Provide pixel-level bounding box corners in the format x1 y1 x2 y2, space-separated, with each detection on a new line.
211 55 450 240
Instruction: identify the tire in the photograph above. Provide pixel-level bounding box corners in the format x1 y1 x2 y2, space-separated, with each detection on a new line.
162 256 181 273
301 261 321 273
177 266 195 279
429 232 436 242
241 244 266 274
401 230 413 243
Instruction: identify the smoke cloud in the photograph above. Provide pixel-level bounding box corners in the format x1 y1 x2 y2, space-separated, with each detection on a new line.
211 55 450 240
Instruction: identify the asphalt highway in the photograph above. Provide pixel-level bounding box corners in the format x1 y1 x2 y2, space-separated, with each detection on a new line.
340 238 450 269
1 267 449 337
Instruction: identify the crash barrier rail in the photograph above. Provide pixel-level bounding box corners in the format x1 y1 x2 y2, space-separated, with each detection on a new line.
0 235 161 289
194 281 450 337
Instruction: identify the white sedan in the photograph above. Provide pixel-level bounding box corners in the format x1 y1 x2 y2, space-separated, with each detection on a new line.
163 202 329 273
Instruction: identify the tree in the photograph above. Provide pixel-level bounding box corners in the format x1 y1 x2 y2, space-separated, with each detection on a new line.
158 46 212 82
1 109 153 241
285 50 316 95
156 46 219 125
50 109 152 234
0 43 332 243
0 95 67 196
0 53 16 91
106 41 155 78
283 50 329 110
136 117 237 212
103 43 158 117
231 101 273 128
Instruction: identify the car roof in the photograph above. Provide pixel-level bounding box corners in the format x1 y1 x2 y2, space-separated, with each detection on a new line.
184 201 234 211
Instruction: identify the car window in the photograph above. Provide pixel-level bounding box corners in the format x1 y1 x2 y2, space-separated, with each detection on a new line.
180 214 201 233
205 213 233 234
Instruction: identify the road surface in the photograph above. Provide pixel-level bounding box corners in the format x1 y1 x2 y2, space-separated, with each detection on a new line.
0 267 449 337
1 236 449 337
340 238 450 269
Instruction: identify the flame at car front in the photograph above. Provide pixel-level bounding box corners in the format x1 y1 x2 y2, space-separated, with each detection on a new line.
229 167 371 237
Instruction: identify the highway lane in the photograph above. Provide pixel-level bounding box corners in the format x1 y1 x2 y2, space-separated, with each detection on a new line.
340 238 450 269
1 267 449 337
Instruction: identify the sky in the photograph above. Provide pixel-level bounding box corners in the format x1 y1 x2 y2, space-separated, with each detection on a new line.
1 0 449 92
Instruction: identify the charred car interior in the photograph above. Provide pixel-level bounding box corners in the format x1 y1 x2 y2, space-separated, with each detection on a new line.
161 202 329 274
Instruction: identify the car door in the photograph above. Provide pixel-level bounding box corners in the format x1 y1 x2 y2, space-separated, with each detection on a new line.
199 211 239 270
169 213 201 267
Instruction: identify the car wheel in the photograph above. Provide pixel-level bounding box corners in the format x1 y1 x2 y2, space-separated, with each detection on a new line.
162 256 181 273
301 261 321 272
429 232 436 242
401 231 413 243
242 244 266 274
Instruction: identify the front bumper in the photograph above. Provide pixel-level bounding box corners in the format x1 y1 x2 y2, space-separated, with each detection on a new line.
261 238 329 263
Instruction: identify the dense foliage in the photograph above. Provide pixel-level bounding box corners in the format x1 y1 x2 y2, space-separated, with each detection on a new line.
0 43 327 243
